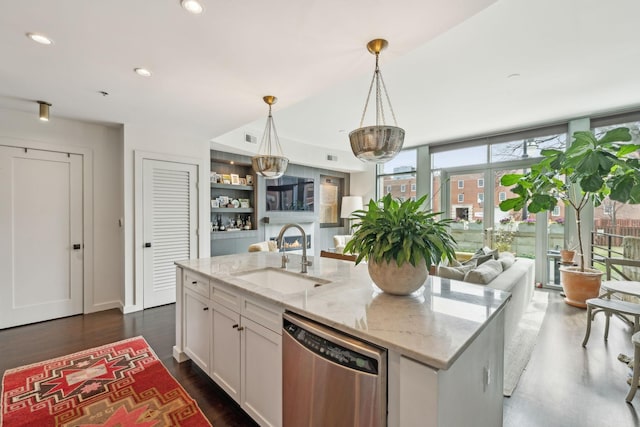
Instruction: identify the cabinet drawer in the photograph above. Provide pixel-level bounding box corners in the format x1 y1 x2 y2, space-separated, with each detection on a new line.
211 281 241 312
243 295 283 334
184 270 210 298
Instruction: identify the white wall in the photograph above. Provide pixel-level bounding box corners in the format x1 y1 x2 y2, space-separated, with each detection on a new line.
0 107 124 313
350 165 377 204
122 124 210 312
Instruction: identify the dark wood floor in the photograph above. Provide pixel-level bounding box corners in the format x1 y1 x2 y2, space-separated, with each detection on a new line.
1 293 639 427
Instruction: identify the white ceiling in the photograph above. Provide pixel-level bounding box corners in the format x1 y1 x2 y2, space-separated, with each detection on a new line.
2 0 639 172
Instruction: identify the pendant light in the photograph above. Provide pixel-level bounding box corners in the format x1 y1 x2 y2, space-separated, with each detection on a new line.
349 39 405 163
251 95 289 179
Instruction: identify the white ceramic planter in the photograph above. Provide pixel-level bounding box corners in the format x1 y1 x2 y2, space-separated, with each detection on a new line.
368 258 428 296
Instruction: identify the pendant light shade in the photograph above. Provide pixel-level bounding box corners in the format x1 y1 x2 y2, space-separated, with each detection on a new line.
251 96 289 179
349 39 405 163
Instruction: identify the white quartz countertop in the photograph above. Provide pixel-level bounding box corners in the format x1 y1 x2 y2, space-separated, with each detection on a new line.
176 252 510 370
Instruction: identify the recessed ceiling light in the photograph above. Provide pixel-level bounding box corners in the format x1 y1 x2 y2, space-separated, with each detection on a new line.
181 0 204 14
134 68 152 77
26 32 53 45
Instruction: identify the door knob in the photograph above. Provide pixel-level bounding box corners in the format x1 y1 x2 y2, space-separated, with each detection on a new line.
73 244 82 250
144 242 152 248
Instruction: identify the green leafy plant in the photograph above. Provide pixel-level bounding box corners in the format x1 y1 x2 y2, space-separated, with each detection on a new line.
499 127 640 271
344 193 457 269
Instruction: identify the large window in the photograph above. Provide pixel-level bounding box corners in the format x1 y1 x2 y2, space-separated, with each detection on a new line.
376 149 416 201
590 115 640 274
430 126 568 267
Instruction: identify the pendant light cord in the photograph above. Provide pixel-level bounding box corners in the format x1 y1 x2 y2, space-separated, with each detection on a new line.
357 52 398 128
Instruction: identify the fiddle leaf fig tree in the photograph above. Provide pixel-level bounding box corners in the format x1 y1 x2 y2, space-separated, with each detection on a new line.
499 127 640 271
344 193 457 269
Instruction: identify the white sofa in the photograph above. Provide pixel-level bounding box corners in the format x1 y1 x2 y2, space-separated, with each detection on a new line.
483 257 535 345
438 255 534 346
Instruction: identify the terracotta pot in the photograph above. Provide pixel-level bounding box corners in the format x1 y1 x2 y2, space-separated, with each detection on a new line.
368 258 427 296
560 250 575 264
560 266 603 308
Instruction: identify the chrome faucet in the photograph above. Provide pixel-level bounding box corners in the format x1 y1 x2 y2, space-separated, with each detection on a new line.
276 223 312 274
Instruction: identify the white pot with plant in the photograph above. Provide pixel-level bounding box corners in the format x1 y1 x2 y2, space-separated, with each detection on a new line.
344 194 457 296
500 127 640 307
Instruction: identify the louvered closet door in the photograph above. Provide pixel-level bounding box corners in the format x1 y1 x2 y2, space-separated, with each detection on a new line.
142 159 198 308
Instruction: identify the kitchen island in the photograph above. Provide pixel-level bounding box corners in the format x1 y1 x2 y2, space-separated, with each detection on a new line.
174 252 510 427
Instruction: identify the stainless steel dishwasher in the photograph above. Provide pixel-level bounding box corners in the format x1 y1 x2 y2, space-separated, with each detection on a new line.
282 312 387 427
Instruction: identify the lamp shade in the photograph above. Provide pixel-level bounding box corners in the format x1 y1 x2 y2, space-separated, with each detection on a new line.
341 196 363 219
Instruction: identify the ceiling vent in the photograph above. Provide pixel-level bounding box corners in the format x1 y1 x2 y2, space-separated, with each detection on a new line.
245 133 257 144
327 154 338 162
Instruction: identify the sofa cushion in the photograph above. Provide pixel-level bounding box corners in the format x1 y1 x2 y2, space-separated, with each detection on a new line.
498 252 516 270
463 253 493 267
483 246 500 260
464 259 504 284
438 264 475 281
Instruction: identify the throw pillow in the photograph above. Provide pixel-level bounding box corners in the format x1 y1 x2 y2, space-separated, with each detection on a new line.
463 253 493 267
438 264 475 281
498 252 516 270
441 258 463 267
464 259 503 285
482 246 500 260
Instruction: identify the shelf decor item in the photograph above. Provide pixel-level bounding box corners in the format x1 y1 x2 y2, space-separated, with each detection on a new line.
251 95 289 179
499 127 640 307
344 193 456 295
349 39 404 163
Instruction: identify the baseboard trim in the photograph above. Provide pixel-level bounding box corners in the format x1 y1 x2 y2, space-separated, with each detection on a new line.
122 304 143 314
173 346 190 363
85 301 123 314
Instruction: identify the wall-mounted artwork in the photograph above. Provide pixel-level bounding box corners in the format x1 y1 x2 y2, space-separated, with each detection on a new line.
319 175 343 227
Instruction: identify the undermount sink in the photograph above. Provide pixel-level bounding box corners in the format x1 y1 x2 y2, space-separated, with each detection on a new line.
233 267 330 294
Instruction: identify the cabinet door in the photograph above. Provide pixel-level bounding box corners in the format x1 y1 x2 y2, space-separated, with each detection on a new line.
184 289 211 373
241 316 282 427
211 301 241 402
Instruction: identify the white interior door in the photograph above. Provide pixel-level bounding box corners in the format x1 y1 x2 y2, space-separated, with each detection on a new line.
0 146 83 329
143 159 198 308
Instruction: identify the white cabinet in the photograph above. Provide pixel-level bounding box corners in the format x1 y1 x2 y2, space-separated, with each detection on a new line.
176 267 283 427
241 316 282 427
212 282 283 427
210 301 241 401
183 288 211 373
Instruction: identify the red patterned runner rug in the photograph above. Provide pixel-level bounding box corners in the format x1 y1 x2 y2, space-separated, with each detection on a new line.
1 336 211 426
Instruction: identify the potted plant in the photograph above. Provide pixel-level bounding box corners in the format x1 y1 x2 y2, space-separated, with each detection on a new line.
499 127 640 307
344 193 457 295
